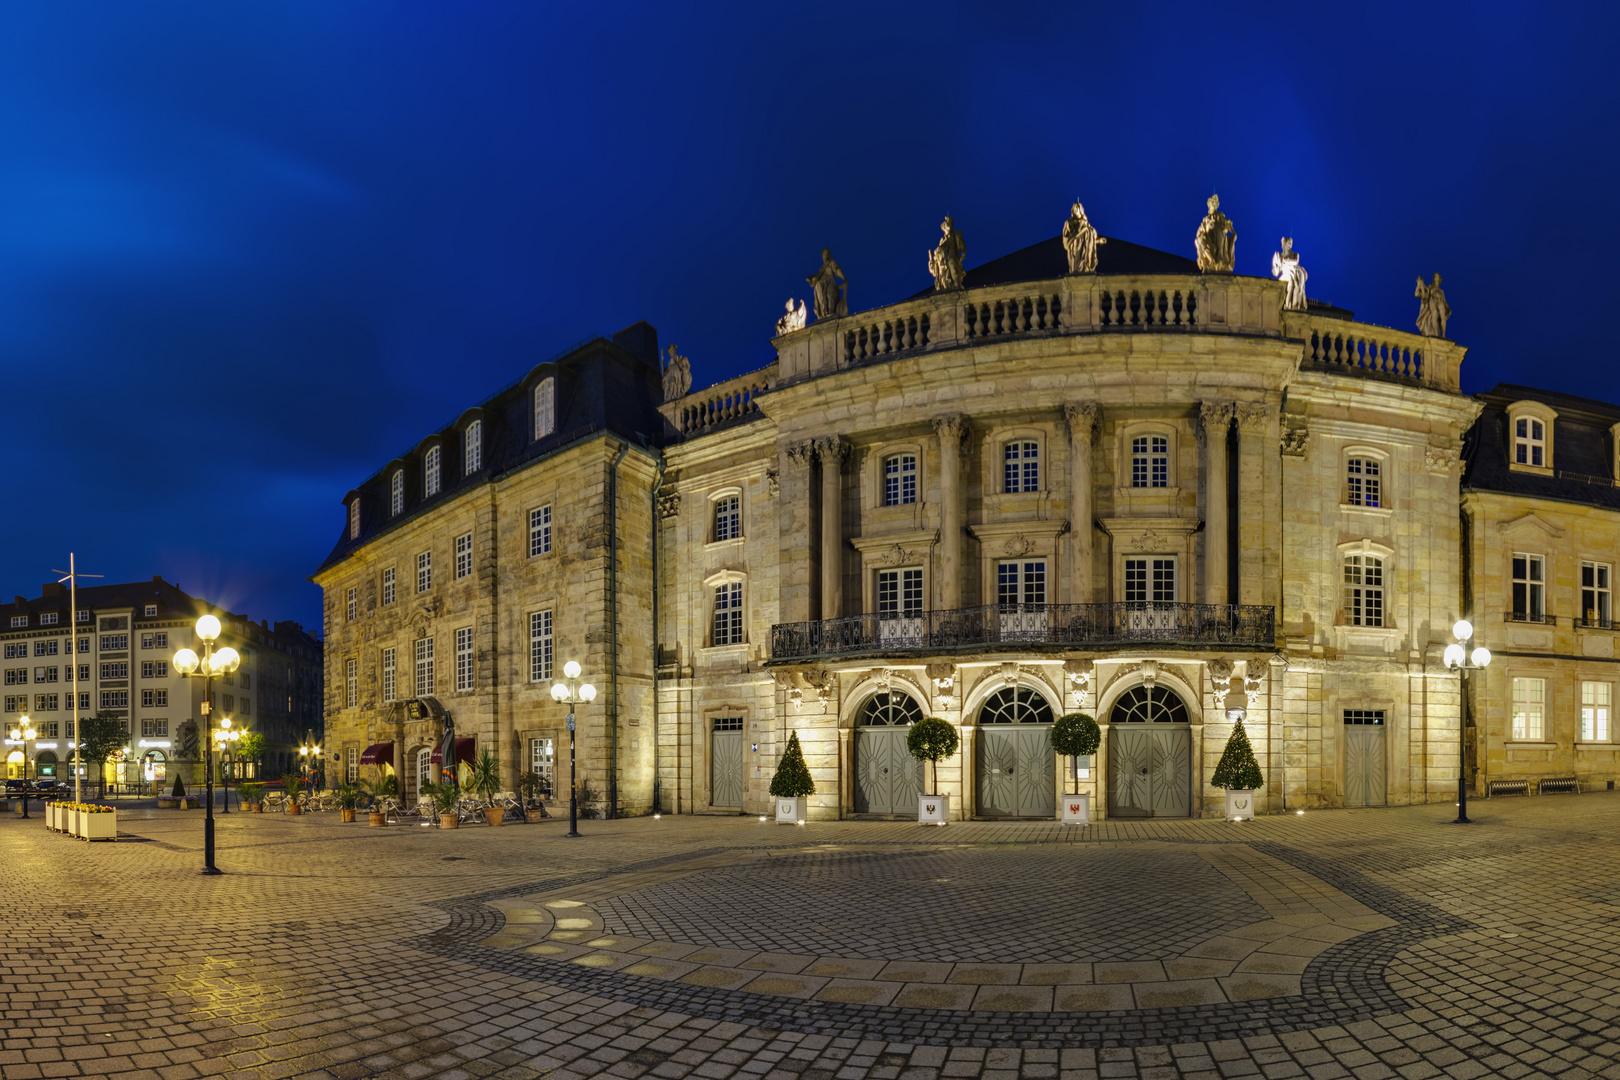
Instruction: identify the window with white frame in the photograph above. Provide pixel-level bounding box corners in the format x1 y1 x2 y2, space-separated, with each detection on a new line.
534 377 555 439
76 610 89 623
100 690 128 709
997 560 1047 607
1124 557 1177 603
382 647 396 703
529 737 555 796
712 582 744 645
1514 416 1546 467
345 658 357 708
391 470 404 516
455 532 473 579
417 747 432 792
877 568 923 616
348 499 360 540
884 454 917 505
1581 681 1610 741
100 662 128 679
414 637 434 696
529 505 552 556
417 551 432 592
100 633 128 651
141 719 169 737
1581 562 1611 627
9 615 27 628
1512 677 1545 740
1347 457 1382 508
1130 435 1169 488
41 612 59 625
1003 440 1040 493
1343 554 1384 626
36 641 57 656
713 495 741 541
464 419 482 474
424 445 441 497
346 587 357 622
1512 554 1545 621
455 627 474 691
346 746 358 783
529 610 552 682
382 567 395 606
3 643 23 658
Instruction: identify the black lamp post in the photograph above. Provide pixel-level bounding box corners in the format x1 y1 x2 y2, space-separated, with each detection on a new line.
173 614 240 875
8 716 38 819
1443 619 1493 825
213 718 242 814
549 661 596 839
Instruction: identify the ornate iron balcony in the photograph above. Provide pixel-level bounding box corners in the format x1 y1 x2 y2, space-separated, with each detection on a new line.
769 601 1276 662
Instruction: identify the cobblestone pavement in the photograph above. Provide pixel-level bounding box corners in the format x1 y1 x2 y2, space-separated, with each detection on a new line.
2 795 1620 1080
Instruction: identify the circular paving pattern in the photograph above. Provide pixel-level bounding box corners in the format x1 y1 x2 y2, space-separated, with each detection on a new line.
592 846 1267 963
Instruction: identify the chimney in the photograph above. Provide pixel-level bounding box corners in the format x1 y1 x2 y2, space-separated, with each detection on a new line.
41 583 62 598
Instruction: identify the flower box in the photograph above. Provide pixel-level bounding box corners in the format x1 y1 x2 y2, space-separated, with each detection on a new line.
1061 793 1090 826
775 796 806 823
918 794 949 825
46 802 59 831
79 809 117 841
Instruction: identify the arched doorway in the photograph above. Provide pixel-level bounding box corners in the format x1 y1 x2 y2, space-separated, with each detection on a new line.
34 750 57 778
1107 684 1192 818
853 692 923 814
976 686 1056 818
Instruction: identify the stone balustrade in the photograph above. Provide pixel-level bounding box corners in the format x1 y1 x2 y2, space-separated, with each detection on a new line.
1289 312 1455 388
661 364 777 434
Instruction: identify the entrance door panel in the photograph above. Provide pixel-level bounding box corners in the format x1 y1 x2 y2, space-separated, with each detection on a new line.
1344 725 1387 807
855 728 920 814
977 728 1055 818
710 731 743 807
1148 728 1191 816
1014 729 1056 817
1108 728 1153 817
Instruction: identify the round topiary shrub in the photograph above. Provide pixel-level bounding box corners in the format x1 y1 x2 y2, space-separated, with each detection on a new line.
906 717 959 795
1051 713 1101 789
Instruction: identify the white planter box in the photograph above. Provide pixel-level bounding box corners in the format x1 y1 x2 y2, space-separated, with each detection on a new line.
67 808 80 836
775 796 807 823
46 803 59 831
1224 788 1258 821
918 793 949 825
79 810 117 841
1061 793 1090 826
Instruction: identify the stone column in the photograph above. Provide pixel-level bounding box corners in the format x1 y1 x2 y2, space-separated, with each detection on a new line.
816 435 848 621
932 416 967 610
1064 404 1099 604
1199 401 1234 605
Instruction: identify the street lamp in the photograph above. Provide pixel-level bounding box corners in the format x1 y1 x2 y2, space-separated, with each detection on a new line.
7 715 38 819
212 717 242 814
173 613 240 875
1443 618 1493 825
298 729 322 786
550 660 596 839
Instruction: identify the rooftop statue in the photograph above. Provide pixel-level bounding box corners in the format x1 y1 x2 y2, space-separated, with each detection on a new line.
662 345 692 402
806 248 848 320
1194 194 1237 273
1271 237 1308 311
1062 200 1107 274
927 216 967 291
1415 273 1450 338
775 298 807 337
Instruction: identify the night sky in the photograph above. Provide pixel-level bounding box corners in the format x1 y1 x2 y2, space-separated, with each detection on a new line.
2 3 1616 634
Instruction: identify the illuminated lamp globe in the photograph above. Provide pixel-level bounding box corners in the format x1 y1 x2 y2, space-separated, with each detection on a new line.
7 726 17 741
1443 644 1466 669
211 646 241 674
173 648 200 675
299 746 309 757
220 717 232 730
1471 646 1492 668
196 614 222 642
551 683 568 702
579 683 597 702
1452 619 1474 643
563 660 582 679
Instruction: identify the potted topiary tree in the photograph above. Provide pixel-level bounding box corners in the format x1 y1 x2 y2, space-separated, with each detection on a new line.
1051 713 1101 826
1211 710 1264 820
768 733 814 823
906 717 959 825
518 771 548 822
468 748 504 826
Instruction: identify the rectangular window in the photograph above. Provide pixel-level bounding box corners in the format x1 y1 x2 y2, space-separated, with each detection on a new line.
415 637 434 696
884 454 918 506
455 532 473 579
1581 562 1611 627
382 567 396 606
529 506 552 557
345 658 358 708
997 560 1047 607
1343 710 1386 725
35 694 59 711
1581 681 1610 741
712 582 744 646
346 746 358 783
346 587 357 622
391 469 404 516
3 644 23 659
9 615 26 628
534 377 555 439
1343 555 1385 627
100 690 128 709
1514 417 1546 467
40 612 58 625
141 689 155 708
141 719 169 737
1003 441 1040 493
1131 435 1169 488
348 499 360 540
101 634 129 651
465 419 482 474
455 627 474 692
417 551 432 593
144 632 167 650
1123 557 1177 603
76 610 89 624
530 737 555 796
1511 554 1545 621
713 496 741 542
77 637 89 653
75 665 89 683
424 445 441 497
100 662 129 679
876 568 924 616
1347 457 1381 508
223 693 235 712
382 647 396 703
1512 677 1545 740
4 668 25 685
529 611 553 682
3 696 18 711
35 640 57 656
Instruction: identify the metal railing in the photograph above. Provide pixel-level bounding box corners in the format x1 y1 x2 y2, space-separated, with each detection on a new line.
770 601 1275 661
1503 611 1555 626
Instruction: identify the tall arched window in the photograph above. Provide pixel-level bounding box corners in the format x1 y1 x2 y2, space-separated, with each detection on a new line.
534 378 556 440
390 470 404 516
347 499 360 540
464 420 482 475
416 747 432 794
424 446 441 497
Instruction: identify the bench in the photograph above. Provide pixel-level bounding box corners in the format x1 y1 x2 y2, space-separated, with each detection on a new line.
1538 776 1580 795
1486 779 1531 798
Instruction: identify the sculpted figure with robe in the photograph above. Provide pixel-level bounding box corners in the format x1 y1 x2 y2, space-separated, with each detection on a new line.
927 216 966 291
661 345 692 402
775 298 807 337
1195 194 1237 273
1271 237 1308 311
1062 201 1106 274
806 248 848 320
1415 273 1451 338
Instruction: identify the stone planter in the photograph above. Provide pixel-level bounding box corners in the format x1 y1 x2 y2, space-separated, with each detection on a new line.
1224 788 1258 821
1061 793 1090 827
368 811 387 827
340 808 356 823
918 793 949 825
483 807 505 827
775 795 807 823
439 813 459 829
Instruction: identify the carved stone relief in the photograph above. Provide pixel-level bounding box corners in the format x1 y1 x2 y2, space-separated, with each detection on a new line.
1280 426 1310 457
1063 402 1100 442
657 493 681 519
1425 444 1460 476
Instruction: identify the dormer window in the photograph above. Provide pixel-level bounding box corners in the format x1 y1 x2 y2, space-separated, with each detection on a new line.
1506 400 1556 473
465 419 482 475
424 445 441 497
391 470 404 516
348 498 360 540
534 377 556 440
1514 417 1544 467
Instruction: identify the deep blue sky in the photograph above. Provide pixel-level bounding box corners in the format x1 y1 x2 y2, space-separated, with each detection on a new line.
2 3 1616 634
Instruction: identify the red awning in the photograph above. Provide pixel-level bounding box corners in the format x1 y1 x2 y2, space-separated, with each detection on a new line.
359 742 394 766
430 737 476 766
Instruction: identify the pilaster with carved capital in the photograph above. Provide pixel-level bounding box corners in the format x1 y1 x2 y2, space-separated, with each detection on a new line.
814 434 850 465
1063 402 1100 443
783 440 816 470
1064 403 1099 603
933 416 968 609
1196 400 1235 449
1200 400 1234 604
817 434 847 620
1235 402 1272 431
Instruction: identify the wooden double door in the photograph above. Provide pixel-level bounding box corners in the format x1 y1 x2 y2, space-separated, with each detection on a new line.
977 727 1056 818
1106 684 1192 818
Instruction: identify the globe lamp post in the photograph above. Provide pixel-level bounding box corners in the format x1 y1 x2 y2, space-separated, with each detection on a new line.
550 661 596 839
212 717 242 814
8 715 38 819
172 613 240 875
1442 619 1492 825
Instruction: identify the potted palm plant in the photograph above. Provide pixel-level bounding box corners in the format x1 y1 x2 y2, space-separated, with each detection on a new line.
906 717 959 825
768 732 814 823
284 773 306 815
334 780 364 823
238 782 267 812
1212 710 1265 820
1051 713 1101 826
518 771 548 823
363 774 397 826
468 748 504 826
422 780 460 828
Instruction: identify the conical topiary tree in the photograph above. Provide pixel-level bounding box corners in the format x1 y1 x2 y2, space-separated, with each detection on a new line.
1211 717 1264 791
769 733 815 798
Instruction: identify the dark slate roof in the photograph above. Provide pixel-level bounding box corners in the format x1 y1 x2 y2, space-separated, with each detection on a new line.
906 235 1204 300
1462 383 1620 511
